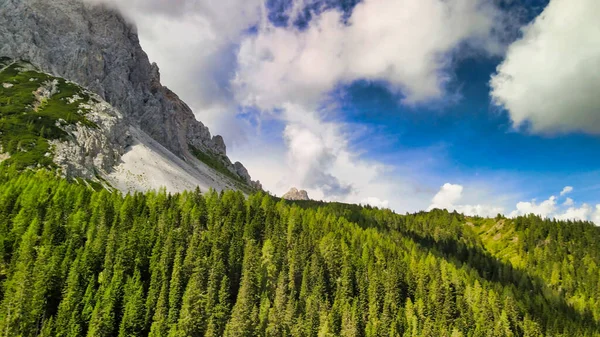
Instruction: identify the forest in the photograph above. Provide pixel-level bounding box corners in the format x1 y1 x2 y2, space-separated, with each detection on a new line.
0 169 599 336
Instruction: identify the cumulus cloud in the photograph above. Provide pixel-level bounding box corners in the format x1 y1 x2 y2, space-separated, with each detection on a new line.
594 206 600 225
506 187 600 225
509 196 557 218
282 107 354 197
490 0 600 134
428 184 600 225
429 183 464 210
235 0 505 110
232 102 437 212
560 186 573 196
554 204 594 222
362 197 390 209
428 183 505 218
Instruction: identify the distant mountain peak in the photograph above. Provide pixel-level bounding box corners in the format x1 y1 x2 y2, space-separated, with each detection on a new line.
282 187 310 201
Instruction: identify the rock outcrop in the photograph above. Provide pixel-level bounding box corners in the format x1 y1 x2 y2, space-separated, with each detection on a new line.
51 91 130 180
1 59 130 180
0 0 260 188
282 188 310 201
234 162 262 190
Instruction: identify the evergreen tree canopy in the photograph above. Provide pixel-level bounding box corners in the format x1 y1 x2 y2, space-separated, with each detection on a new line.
0 169 598 336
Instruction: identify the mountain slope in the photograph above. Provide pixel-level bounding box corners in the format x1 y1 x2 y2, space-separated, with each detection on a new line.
0 0 260 193
472 215 600 321
0 59 256 193
0 172 598 336
106 127 255 193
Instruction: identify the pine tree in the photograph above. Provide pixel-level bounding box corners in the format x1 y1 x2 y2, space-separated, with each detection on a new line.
168 249 185 326
224 242 261 337
0 218 40 336
118 271 146 337
172 268 208 337
205 275 231 337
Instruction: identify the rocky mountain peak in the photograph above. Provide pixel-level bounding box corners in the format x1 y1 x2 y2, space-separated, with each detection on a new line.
0 0 261 191
282 188 310 201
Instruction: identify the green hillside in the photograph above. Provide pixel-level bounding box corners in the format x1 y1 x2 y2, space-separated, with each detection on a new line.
0 170 598 336
0 59 95 170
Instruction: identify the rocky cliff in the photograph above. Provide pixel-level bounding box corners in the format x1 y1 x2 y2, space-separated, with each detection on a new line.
0 0 260 189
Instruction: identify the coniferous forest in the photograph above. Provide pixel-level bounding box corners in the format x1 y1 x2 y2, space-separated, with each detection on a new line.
0 170 599 337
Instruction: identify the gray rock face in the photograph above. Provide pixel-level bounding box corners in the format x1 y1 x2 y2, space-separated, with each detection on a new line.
52 93 130 180
0 0 260 188
234 162 251 182
233 161 261 189
282 188 310 201
211 136 227 156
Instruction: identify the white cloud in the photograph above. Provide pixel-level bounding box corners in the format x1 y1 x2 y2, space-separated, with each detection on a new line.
430 183 464 210
560 186 573 196
230 0 512 205
509 196 557 218
594 206 600 225
490 0 600 134
506 187 600 225
554 204 593 222
281 104 354 197
454 204 505 218
426 184 600 225
235 0 505 110
362 197 390 209
243 103 432 210
428 183 505 218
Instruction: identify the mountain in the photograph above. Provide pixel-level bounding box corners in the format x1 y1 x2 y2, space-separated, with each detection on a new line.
282 187 310 200
0 0 260 193
0 172 598 336
1 1 599 336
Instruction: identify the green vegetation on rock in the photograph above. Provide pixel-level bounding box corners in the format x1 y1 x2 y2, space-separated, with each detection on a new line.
0 169 598 336
0 60 95 170
189 143 255 193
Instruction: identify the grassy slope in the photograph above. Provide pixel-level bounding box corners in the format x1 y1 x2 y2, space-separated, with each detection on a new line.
0 59 95 170
470 216 600 322
471 217 525 267
189 143 256 194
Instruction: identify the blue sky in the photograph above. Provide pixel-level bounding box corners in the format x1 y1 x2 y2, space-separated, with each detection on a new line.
108 0 600 222
340 57 600 200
